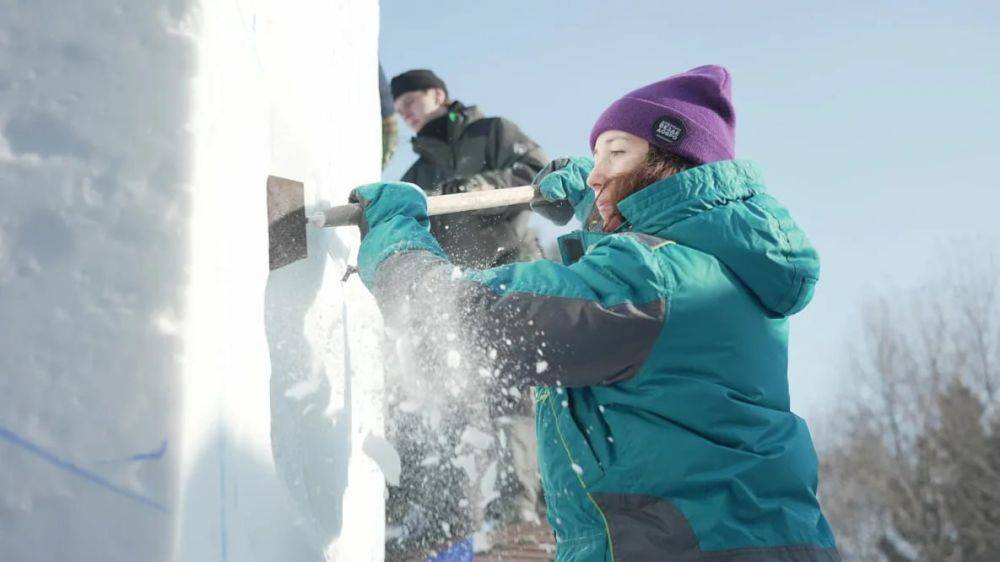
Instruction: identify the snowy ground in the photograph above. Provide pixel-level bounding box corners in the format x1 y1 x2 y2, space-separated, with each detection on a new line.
0 0 384 560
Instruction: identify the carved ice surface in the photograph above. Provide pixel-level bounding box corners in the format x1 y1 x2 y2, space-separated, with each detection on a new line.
0 1 385 561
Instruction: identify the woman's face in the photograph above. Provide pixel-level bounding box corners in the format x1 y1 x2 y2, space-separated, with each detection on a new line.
588 130 650 230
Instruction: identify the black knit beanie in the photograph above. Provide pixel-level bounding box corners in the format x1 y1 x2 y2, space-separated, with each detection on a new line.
390 69 448 100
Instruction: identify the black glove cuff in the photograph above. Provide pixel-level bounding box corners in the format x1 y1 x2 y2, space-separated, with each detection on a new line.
530 198 574 226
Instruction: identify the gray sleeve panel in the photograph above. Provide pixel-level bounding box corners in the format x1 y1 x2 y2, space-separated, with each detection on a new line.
466 289 665 388
373 250 666 389
370 249 454 325
592 493 842 562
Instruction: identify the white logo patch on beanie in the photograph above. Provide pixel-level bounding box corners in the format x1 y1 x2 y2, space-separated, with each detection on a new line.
653 116 686 145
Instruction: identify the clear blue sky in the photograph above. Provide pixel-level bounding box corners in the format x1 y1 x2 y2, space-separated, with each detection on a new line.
379 0 1000 430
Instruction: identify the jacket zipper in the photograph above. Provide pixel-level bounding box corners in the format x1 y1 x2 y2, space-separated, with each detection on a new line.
543 390 616 561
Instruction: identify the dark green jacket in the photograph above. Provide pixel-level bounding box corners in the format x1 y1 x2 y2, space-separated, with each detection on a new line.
353 160 839 562
401 101 547 268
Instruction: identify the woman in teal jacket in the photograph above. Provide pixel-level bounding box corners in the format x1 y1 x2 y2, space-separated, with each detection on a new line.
351 65 840 561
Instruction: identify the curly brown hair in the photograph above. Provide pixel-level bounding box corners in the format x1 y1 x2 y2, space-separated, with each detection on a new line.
586 146 696 231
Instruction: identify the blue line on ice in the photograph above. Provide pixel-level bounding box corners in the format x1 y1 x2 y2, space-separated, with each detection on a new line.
0 425 170 514
125 439 168 462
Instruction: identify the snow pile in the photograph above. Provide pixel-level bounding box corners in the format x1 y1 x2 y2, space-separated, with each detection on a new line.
0 0 383 561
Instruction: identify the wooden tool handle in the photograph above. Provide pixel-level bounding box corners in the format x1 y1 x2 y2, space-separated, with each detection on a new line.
310 185 542 228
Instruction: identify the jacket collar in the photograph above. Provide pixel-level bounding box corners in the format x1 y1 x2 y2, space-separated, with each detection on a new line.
616 160 764 236
413 100 482 142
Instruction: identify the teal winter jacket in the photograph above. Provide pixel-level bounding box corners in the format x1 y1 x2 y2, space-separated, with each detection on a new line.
351 159 839 562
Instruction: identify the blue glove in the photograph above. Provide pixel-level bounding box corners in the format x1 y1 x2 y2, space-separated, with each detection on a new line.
530 157 596 225
348 181 445 287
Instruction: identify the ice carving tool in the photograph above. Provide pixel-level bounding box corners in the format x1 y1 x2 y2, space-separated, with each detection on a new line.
308 185 541 228
268 176 544 271
267 175 308 271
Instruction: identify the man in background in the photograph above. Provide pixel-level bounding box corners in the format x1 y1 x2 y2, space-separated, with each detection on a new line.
383 68 548 561
391 68 546 268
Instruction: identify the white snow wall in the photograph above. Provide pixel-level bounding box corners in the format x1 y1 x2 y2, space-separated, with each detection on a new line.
0 1 385 561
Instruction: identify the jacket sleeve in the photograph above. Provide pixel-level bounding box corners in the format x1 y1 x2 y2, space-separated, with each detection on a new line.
371 235 668 388
465 118 548 216
400 162 419 185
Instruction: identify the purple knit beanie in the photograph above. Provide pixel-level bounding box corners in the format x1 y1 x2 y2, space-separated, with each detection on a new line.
589 65 735 165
